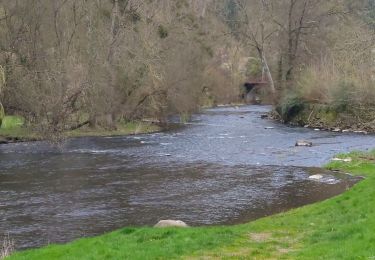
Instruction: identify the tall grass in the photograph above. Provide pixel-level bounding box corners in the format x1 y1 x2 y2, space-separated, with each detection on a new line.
296 57 375 109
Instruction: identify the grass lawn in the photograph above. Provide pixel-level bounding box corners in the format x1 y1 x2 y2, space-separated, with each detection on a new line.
7 150 375 259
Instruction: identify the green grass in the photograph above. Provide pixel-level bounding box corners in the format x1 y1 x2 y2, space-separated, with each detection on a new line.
66 121 161 138
0 115 38 141
1 116 25 129
8 150 375 259
0 116 161 142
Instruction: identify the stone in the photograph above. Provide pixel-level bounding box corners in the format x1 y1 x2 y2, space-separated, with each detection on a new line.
309 174 323 180
295 140 312 147
265 127 274 130
260 114 268 119
354 130 368 134
154 220 188 228
332 157 352 162
332 128 341 132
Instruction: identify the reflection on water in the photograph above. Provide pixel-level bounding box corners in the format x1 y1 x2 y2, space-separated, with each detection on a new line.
0 105 373 249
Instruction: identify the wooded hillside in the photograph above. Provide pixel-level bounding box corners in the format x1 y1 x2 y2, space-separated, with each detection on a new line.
0 0 373 135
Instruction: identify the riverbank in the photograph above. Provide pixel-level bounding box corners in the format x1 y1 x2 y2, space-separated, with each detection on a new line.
0 103 242 143
271 102 375 134
6 150 375 259
0 116 162 144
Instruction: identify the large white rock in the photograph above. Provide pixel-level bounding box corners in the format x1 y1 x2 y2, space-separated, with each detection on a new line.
154 220 188 228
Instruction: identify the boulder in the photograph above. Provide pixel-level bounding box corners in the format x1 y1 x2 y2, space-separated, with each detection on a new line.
309 174 323 180
295 140 312 147
154 220 188 228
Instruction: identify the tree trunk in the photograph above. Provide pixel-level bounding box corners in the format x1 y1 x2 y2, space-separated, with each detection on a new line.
260 50 276 97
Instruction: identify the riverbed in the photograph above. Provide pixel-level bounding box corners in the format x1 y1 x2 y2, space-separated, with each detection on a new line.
0 105 374 249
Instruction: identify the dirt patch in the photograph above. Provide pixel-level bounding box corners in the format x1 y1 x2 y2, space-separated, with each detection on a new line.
249 232 272 242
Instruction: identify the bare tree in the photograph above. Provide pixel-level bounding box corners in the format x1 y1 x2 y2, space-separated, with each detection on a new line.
235 0 277 96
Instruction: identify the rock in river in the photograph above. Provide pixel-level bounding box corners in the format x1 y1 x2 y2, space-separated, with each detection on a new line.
154 220 188 228
309 174 323 180
295 140 313 147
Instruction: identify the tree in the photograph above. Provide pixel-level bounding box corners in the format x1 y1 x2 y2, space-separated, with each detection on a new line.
234 0 277 97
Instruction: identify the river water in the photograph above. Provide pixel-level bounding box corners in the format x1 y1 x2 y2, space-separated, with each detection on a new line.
0 105 374 249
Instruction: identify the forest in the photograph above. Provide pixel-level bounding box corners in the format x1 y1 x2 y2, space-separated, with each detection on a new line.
0 0 374 137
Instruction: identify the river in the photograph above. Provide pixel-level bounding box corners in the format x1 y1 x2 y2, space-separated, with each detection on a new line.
0 105 374 249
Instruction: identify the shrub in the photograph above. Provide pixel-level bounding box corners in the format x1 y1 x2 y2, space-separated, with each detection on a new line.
158 25 168 39
276 92 305 122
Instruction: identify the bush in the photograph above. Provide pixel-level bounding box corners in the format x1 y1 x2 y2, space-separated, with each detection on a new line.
330 80 353 112
276 93 305 123
158 25 168 39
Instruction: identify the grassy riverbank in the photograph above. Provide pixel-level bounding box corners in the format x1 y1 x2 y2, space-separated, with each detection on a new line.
0 116 161 143
7 150 375 259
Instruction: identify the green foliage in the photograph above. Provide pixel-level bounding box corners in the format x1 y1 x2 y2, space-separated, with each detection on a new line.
9 151 375 259
276 92 305 122
0 115 24 129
